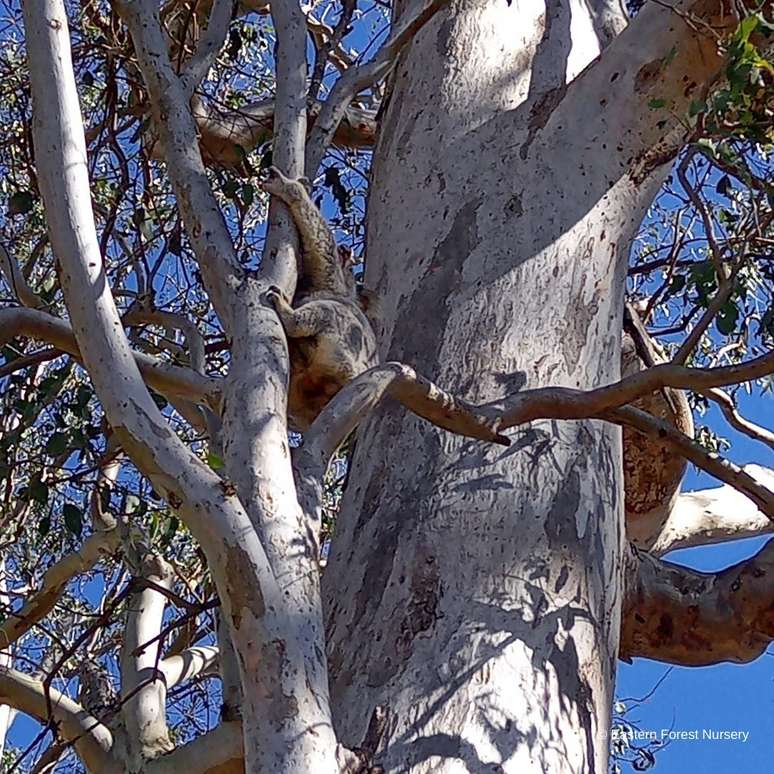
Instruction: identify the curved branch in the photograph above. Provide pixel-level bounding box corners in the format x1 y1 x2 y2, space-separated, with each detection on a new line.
191 96 377 169
144 720 243 774
0 667 119 773
0 307 219 406
700 387 774 451
497 349 774 430
603 405 774 518
299 361 509 478
159 645 219 689
621 539 774 666
0 243 42 308
651 465 774 555
123 307 206 374
0 529 120 650
306 0 451 174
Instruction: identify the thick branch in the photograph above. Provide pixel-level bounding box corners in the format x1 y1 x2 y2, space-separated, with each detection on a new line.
651 465 774 555
24 7 316 774
0 528 119 650
159 644 219 689
0 667 119 773
191 96 376 169
306 0 451 174
144 721 243 774
533 0 759 186
120 555 174 761
0 307 219 407
621 539 774 665
258 0 308 293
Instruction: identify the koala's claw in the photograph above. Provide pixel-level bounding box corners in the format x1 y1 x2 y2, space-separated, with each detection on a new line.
265 285 285 305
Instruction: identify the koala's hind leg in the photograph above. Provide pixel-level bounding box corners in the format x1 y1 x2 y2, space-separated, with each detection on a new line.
267 288 326 338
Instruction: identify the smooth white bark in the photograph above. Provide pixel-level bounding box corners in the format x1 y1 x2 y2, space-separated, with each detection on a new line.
652 466 774 556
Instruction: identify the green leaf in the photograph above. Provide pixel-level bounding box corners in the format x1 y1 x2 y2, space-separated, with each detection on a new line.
689 99 707 117
45 432 69 456
29 477 49 504
241 183 255 207
716 302 739 336
737 14 759 43
669 274 686 293
8 191 34 216
648 98 666 110
207 452 225 471
222 179 239 199
63 503 83 537
162 516 179 544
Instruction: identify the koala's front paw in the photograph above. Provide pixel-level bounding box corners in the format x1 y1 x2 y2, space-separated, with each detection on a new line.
265 285 286 306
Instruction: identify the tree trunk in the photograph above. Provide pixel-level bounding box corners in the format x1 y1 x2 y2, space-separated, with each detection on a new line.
323 2 665 771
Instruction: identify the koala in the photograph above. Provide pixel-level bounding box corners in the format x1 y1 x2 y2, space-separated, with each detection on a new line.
260 167 378 431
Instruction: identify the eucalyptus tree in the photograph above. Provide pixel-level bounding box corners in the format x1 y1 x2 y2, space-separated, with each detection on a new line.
0 1 772 772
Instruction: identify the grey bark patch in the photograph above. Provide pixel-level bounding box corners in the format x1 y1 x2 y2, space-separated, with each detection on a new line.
391 197 482 372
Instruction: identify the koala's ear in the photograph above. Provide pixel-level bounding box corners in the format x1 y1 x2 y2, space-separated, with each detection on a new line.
298 176 313 193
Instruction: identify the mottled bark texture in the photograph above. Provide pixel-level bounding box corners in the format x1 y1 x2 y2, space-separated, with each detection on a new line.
322 1 719 771
622 540 774 666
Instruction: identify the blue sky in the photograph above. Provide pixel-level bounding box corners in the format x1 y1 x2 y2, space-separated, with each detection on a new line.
616 390 774 773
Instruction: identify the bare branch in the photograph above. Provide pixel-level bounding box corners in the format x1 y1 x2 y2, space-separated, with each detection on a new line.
144 720 243 774
305 0 451 174
497 349 773 428
159 644 219 689
621 538 774 666
123 306 206 374
652 465 774 555
181 0 235 96
120 555 174 758
117 0 244 331
700 387 774 451
0 243 42 309
24 8 310 771
0 307 219 407
603 405 774 519
0 667 119 773
191 96 376 169
259 0 308 294
0 529 120 650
